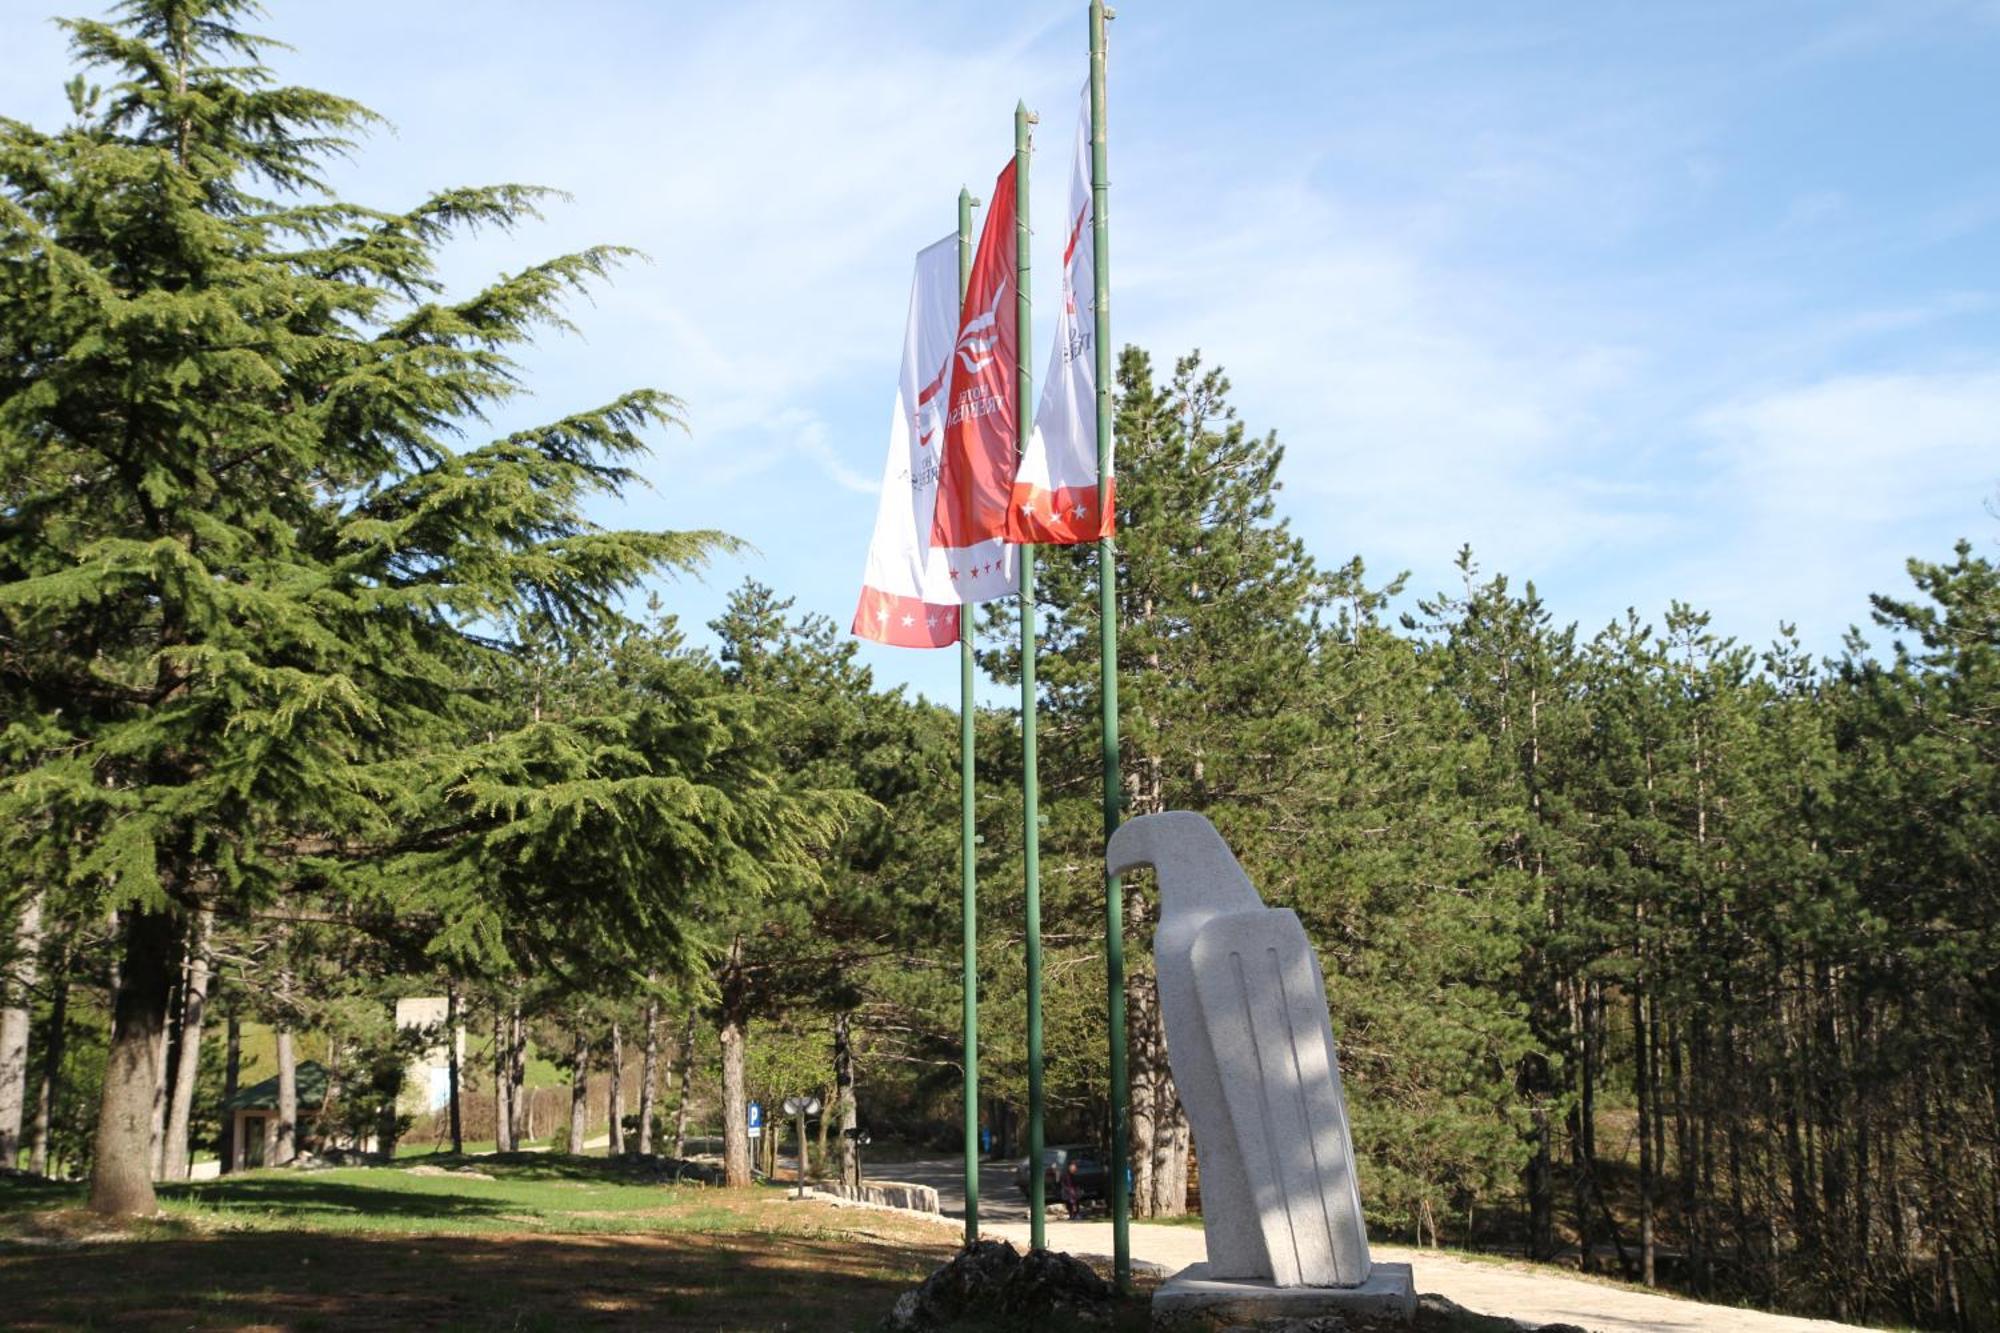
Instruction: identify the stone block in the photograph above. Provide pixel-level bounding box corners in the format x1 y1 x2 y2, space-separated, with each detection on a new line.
1151 1261 1417 1329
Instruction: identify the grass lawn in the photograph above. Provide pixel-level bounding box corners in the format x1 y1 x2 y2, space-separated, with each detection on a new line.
0 1154 1060 1331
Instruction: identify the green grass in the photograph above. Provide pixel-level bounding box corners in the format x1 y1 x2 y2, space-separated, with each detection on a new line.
3 1155 746 1241
0 1157 1177 1330
392 1136 500 1159
0 1155 1001 1330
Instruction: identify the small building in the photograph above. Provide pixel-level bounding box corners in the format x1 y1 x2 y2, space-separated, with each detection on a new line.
393 996 463 1118
222 1060 352 1170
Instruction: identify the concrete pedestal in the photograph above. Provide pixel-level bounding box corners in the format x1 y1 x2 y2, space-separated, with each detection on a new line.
1152 1261 1417 1329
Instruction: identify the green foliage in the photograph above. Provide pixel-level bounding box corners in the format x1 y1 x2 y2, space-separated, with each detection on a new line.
0 0 731 963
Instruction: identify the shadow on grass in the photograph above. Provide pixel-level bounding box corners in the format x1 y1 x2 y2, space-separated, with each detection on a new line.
0 1225 954 1331
389 1151 665 1181
0 1177 82 1213
157 1175 520 1224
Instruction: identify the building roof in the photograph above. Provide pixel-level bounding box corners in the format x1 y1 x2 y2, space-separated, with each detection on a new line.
223 1060 332 1113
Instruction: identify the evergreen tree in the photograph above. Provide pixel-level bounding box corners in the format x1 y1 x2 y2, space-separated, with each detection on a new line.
1015 348 1328 1214
0 0 717 1214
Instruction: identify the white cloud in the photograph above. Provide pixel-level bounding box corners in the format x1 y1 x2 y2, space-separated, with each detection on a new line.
1668 370 2000 644
1700 370 2000 526
1117 177 1662 582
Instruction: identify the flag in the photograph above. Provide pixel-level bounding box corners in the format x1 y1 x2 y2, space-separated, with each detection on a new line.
931 159 1025 563
1008 84 1111 545
853 236 1014 647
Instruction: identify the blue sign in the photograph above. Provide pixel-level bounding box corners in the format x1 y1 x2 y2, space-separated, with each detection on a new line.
748 1101 764 1130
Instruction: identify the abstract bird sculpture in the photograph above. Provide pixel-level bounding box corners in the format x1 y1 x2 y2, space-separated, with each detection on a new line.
1108 811 1372 1288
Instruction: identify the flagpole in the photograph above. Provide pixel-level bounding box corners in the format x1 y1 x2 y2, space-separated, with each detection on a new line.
1015 98 1047 1252
957 185 982 1252
1090 0 1130 1291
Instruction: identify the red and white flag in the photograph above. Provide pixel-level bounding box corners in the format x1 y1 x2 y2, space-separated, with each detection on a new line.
1009 84 1112 546
931 160 1028 580
853 236 1014 648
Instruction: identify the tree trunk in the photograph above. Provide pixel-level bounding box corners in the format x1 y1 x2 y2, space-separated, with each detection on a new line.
719 938 750 1188
1152 1079 1191 1216
1634 987 1655 1287
493 1001 513 1152
673 1008 695 1158
29 953 68 1177
607 1021 624 1155
508 1003 528 1148
1569 976 1596 1274
274 1024 298 1166
446 983 463 1155
719 1009 749 1186
217 1009 239 1173
835 1011 859 1189
88 909 178 1215
1128 897 1160 1218
637 993 660 1155
149 969 177 1179
720 1008 749 1187
566 1022 589 1155
160 909 213 1181
1525 1058 1555 1261
0 892 44 1166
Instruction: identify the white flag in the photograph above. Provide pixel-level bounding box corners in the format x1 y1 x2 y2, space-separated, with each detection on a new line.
1009 82 1110 546
854 236 1015 648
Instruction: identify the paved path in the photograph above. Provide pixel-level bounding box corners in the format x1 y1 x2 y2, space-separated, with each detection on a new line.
879 1156 1034 1223
984 1220 1873 1333
854 1157 1875 1331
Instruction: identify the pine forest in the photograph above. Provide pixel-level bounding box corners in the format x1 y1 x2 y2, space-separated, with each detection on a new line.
2 5 1996 1331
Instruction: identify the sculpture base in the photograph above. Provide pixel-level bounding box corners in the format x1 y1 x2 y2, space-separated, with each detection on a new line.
1152 1261 1416 1329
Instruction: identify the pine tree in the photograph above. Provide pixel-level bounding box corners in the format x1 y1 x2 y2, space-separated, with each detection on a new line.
703 581 950 1186
1015 348 1328 1215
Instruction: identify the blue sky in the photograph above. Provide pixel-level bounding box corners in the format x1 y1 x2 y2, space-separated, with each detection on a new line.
5 1 1998 703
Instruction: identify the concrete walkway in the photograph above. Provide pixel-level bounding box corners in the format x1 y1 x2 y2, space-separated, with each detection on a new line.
983 1220 1875 1333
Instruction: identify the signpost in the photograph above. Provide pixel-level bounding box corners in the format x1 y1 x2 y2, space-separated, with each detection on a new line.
782 1095 822 1200
748 1100 764 1140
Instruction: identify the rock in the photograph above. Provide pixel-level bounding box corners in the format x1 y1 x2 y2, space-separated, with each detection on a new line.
1411 1294 1588 1333
819 1180 943 1213
881 1238 1118 1330
404 1164 494 1179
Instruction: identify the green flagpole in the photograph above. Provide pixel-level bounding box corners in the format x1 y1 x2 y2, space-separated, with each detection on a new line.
1090 0 1129 1291
958 186 982 1252
1015 98 1047 1252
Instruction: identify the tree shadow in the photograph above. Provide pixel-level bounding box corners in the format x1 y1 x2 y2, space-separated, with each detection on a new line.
0 1227 951 1330
157 1175 519 1223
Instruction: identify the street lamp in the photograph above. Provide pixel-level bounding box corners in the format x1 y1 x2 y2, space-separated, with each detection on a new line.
842 1126 871 1190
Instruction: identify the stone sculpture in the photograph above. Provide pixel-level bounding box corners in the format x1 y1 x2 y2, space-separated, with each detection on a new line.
1107 810 1415 1323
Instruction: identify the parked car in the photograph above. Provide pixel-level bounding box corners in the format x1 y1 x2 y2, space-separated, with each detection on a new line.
1014 1144 1109 1203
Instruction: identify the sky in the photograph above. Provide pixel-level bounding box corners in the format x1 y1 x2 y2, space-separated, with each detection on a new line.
4 0 1998 704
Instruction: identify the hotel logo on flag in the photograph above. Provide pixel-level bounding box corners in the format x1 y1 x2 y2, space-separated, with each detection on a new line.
1009 83 1112 547
931 159 1024 558
852 236 1015 649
